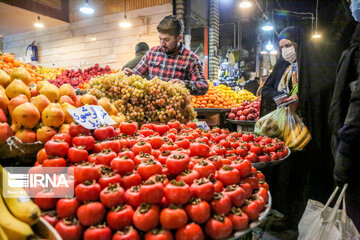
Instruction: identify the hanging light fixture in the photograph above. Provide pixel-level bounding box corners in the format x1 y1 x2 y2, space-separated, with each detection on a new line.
79 0 95 14
261 22 274 31
239 0 252 8
34 16 44 28
312 0 321 39
119 0 131 28
265 40 274 51
312 33 321 39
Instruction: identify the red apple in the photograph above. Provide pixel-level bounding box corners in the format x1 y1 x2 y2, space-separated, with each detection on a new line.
247 114 255 120
228 113 236 119
243 109 250 115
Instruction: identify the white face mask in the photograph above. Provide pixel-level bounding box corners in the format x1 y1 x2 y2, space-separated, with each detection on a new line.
282 46 296 63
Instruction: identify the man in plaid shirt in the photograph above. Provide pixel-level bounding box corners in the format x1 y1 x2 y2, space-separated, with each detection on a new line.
124 15 208 95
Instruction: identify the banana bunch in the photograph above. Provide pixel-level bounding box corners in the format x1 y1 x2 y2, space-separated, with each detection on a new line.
284 123 311 151
0 164 40 240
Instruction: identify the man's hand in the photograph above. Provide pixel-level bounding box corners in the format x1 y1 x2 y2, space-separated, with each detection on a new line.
170 79 186 86
123 68 134 76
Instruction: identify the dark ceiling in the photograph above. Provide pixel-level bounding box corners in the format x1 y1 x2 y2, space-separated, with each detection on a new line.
189 0 356 75
190 0 355 57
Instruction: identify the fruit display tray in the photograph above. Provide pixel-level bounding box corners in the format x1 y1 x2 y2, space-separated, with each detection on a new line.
251 147 291 169
226 119 257 125
31 194 271 240
33 217 62 240
0 137 43 166
225 191 272 240
194 108 231 114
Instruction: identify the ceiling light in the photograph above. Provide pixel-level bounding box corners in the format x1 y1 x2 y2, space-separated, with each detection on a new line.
270 50 278 55
265 41 274 51
312 33 321 39
239 0 252 8
120 0 131 28
312 0 321 40
79 0 94 14
34 16 44 28
119 16 131 28
260 51 267 55
262 23 274 31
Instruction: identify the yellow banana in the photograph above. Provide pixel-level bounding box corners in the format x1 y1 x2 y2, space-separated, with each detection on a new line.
287 126 311 150
293 132 311 151
0 194 34 240
0 225 8 240
0 165 40 226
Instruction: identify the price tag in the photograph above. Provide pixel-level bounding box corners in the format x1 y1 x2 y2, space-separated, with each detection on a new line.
67 105 115 129
196 121 210 131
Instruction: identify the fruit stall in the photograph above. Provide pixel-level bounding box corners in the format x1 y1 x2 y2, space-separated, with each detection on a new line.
191 82 258 129
0 52 294 240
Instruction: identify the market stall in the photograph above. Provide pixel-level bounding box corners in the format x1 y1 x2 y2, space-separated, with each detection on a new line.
0 53 292 240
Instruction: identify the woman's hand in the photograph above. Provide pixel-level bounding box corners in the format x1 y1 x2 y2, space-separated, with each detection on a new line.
286 94 299 112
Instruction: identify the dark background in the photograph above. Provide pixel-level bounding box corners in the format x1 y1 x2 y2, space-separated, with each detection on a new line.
191 0 356 69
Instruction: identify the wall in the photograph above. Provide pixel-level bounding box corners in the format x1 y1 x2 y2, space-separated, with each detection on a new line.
70 0 171 23
2 3 172 70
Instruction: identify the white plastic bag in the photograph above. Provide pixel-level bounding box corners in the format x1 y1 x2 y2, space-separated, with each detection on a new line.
298 184 360 240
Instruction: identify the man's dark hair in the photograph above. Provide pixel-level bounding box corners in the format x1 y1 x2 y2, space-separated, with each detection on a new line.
135 42 149 54
157 15 184 37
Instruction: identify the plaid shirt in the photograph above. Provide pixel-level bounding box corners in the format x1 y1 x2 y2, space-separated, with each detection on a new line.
133 42 208 95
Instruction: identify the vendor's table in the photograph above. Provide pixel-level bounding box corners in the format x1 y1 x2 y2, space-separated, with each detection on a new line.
226 119 256 132
195 108 231 128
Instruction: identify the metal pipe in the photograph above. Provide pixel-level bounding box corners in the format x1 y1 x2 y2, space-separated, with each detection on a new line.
238 20 242 51
255 35 261 77
219 22 236 49
254 0 279 36
234 23 236 49
273 9 315 34
184 0 192 49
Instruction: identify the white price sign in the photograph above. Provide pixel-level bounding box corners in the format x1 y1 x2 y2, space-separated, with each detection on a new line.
196 121 210 131
67 105 115 129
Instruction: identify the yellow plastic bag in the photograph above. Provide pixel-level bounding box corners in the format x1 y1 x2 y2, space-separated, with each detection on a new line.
255 107 287 138
283 109 311 151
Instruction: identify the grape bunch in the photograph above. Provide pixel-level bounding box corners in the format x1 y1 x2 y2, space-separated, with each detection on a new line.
87 72 197 123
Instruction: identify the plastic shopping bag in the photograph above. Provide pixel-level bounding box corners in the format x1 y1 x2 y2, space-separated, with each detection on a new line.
283 109 311 151
255 107 287 138
298 184 360 240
